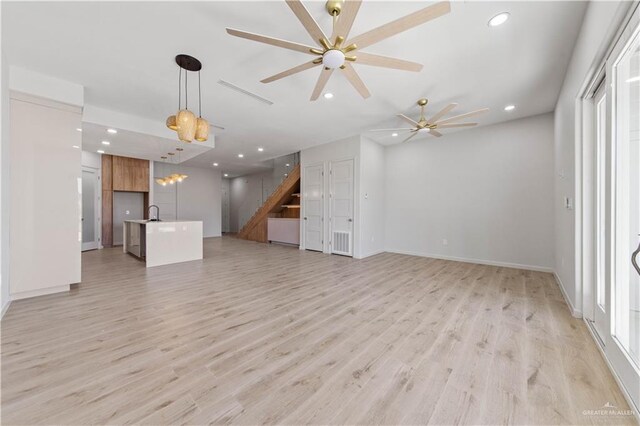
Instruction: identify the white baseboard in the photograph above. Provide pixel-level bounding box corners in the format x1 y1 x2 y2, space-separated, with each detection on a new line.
11 284 70 300
355 249 386 260
553 272 582 318
1 299 10 320
384 248 554 273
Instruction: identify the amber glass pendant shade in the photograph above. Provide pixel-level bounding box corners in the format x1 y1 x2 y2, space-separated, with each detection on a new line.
195 117 209 142
165 115 177 131
176 109 196 142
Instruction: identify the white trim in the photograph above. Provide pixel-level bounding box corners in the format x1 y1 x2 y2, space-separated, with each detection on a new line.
554 271 583 318
1 299 10 319
11 284 70 300
385 248 554 273
355 249 385 260
584 320 640 421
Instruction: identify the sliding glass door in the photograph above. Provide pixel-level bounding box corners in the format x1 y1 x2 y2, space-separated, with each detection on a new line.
606 13 640 411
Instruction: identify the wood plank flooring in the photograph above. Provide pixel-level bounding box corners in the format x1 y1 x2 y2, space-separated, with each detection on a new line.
1 237 635 425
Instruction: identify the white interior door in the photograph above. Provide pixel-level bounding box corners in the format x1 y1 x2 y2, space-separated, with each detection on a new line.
303 164 323 252
329 159 354 257
81 167 100 251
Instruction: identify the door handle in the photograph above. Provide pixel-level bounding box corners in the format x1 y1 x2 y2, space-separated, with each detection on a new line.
348 218 353 222
632 236 640 276
304 217 307 220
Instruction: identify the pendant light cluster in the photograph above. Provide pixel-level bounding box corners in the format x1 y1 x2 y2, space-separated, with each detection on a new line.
155 149 188 186
166 54 209 143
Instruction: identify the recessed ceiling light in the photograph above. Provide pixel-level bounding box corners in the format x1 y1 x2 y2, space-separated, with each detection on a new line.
504 104 516 111
392 133 398 137
76 128 82 132
72 145 80 149
97 150 105 154
101 141 110 145
224 173 229 177
213 162 219 166
107 128 118 134
488 12 510 27
238 154 244 158
324 93 334 99
626 75 640 83
258 147 264 152
286 163 290 167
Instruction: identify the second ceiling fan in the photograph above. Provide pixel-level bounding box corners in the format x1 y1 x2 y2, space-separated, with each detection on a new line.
226 0 451 101
369 98 489 142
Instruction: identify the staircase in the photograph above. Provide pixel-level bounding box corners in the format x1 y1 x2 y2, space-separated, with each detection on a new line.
237 164 301 243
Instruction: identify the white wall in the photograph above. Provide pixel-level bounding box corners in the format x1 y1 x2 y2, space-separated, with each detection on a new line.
9 92 82 299
300 135 362 257
152 162 222 238
228 170 273 232
9 66 83 107
385 113 555 271
359 137 386 258
554 1 630 313
1 48 11 316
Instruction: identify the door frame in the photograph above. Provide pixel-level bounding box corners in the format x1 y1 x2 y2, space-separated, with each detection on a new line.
301 162 324 252
328 158 355 257
577 2 640 417
81 165 101 251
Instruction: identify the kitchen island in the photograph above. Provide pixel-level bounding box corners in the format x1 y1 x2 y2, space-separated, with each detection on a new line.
123 220 203 267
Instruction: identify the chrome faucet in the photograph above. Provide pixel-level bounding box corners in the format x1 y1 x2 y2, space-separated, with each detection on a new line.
147 205 160 222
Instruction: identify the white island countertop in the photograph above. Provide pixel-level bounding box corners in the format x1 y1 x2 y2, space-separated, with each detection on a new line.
123 220 203 267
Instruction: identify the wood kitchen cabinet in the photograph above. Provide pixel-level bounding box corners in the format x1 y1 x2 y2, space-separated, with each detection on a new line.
112 156 149 192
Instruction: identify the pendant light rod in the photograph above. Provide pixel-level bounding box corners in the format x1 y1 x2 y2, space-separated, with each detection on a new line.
198 71 202 118
178 67 182 110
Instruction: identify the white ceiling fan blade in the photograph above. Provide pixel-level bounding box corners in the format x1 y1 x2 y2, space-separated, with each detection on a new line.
368 128 414 132
332 0 362 41
401 132 418 143
355 52 422 72
310 67 334 101
341 63 370 99
428 129 443 137
261 60 320 83
427 103 457 123
436 122 478 129
346 1 451 50
397 114 418 126
286 0 329 45
435 108 489 125
226 28 317 55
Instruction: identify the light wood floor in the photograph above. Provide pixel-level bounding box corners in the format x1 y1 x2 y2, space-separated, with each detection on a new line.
1 237 635 425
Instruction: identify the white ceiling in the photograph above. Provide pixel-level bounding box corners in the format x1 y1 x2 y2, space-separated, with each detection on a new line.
81 122 211 163
2 1 587 175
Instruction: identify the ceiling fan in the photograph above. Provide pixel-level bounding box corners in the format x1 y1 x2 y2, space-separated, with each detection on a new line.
226 0 451 101
369 98 489 142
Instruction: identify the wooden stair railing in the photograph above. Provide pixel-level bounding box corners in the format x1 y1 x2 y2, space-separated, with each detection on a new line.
237 164 301 243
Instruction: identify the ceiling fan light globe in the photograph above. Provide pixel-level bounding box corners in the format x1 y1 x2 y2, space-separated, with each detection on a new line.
322 49 345 69
418 127 431 134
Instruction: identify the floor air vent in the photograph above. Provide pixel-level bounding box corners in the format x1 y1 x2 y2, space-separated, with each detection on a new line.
332 231 350 256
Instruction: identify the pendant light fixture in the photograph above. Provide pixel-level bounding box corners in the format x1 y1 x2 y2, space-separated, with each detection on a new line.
155 150 188 186
166 54 210 143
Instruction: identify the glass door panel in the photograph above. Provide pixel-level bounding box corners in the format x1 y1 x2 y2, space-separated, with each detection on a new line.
613 24 640 369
